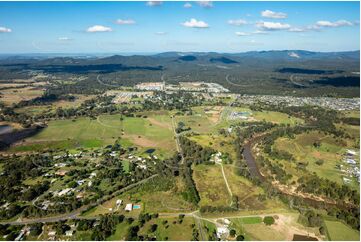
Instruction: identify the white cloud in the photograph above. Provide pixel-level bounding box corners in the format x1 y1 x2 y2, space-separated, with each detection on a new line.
0 26 11 33
316 20 353 27
146 1 162 7
86 25 112 33
182 18 209 28
252 30 268 35
115 19 136 25
184 2 192 8
288 27 306 32
235 32 250 36
58 37 72 41
261 10 287 19
256 21 290 31
228 19 247 26
235 30 267 36
197 1 213 8
155 31 167 35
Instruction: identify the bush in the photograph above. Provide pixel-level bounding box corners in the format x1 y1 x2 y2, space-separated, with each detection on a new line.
263 216 275 226
229 229 236 237
236 234 245 241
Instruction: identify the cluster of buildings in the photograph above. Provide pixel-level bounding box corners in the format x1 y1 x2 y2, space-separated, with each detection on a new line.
236 95 360 111
106 90 153 104
229 111 252 120
135 82 165 91
216 218 231 239
134 81 229 93
341 149 360 184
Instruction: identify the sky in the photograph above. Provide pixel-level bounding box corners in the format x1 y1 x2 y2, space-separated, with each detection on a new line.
0 1 359 54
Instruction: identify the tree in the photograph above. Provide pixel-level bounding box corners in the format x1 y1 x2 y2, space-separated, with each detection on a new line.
263 216 275 226
236 234 245 241
149 224 158 233
229 229 236 237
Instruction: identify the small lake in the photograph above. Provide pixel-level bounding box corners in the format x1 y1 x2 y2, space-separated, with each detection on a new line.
0 125 13 135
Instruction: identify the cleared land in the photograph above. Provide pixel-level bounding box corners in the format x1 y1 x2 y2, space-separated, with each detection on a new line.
273 131 359 190
230 214 323 241
11 112 176 158
324 220 360 241
0 86 44 105
193 164 231 207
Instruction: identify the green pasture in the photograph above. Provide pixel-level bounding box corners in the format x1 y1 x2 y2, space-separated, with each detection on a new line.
11 113 176 157
273 131 358 189
324 220 360 241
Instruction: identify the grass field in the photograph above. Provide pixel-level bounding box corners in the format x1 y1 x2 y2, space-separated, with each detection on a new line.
0 86 44 105
273 131 359 189
193 164 231 207
138 217 195 241
324 220 360 241
11 112 176 158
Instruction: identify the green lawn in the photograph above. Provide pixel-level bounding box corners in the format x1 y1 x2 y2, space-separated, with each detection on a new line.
324 220 360 241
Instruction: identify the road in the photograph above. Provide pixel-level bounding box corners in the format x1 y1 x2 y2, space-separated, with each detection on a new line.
216 162 233 206
1 174 158 225
96 74 119 87
289 74 306 88
171 115 185 165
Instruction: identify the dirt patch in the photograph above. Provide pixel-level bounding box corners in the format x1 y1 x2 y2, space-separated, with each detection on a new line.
147 117 172 130
271 214 322 241
124 134 155 147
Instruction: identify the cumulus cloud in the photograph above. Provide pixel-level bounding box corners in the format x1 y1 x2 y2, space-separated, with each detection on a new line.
316 20 353 28
155 31 167 35
261 10 287 19
115 19 136 25
228 19 247 26
146 1 162 7
86 25 112 33
235 32 250 36
182 18 209 28
0 26 11 33
197 1 213 8
184 2 192 8
256 21 290 31
58 37 72 41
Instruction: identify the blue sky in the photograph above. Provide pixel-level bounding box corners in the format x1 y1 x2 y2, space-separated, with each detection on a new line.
0 1 359 53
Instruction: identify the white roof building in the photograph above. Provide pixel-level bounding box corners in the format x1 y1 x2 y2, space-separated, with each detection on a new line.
125 203 133 211
216 226 229 239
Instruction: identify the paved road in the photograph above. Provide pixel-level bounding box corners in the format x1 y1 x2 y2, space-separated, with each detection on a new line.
0 175 158 225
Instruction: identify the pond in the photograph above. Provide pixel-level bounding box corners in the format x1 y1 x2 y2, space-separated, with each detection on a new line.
0 125 13 135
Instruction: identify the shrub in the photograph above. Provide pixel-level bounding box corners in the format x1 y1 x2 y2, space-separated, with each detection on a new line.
263 216 275 226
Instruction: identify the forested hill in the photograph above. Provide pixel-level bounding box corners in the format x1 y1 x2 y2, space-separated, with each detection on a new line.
0 50 359 97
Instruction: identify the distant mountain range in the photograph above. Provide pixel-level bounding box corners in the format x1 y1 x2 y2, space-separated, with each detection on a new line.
0 50 359 62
